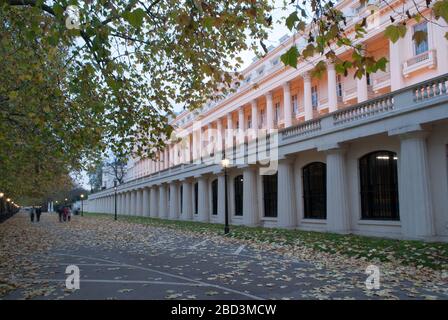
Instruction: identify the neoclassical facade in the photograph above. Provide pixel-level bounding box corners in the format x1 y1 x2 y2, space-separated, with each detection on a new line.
89 0 448 241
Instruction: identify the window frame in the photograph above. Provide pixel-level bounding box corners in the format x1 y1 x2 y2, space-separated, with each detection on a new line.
302 162 327 219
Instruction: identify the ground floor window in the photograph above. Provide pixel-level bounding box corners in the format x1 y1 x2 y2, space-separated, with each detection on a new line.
263 173 278 217
303 162 327 219
212 179 218 215
194 182 198 215
234 175 243 216
359 151 399 220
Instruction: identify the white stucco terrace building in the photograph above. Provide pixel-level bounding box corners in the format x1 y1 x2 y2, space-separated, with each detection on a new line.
89 0 448 242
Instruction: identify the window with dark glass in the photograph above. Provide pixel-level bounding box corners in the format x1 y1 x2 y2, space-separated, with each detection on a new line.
212 179 218 215
413 22 428 55
234 175 243 216
311 85 318 109
359 151 399 220
302 162 327 219
263 173 278 217
194 182 198 215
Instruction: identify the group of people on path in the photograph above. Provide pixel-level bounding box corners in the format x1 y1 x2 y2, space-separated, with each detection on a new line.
29 206 72 223
29 206 42 222
57 206 72 222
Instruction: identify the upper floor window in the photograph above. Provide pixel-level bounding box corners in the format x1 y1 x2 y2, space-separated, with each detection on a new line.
260 109 265 127
292 95 299 114
247 115 252 128
311 85 318 109
413 22 429 56
336 75 343 97
274 102 280 123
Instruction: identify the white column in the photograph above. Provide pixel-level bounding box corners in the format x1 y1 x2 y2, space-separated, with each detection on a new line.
243 167 259 226
303 72 313 121
217 174 226 224
327 63 338 112
389 38 405 91
433 18 448 74
158 184 168 218
283 82 292 127
356 73 368 103
325 146 350 233
197 176 209 222
142 188 150 216
237 107 245 146
117 194 122 215
397 130 434 239
181 180 193 220
136 189 142 216
226 113 233 149
216 118 223 153
207 123 213 157
277 159 296 228
169 182 179 219
149 187 158 217
130 191 136 216
251 100 259 134
265 92 274 129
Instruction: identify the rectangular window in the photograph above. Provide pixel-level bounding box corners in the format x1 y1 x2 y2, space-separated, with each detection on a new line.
247 115 252 128
260 109 265 127
413 22 428 55
274 102 280 123
292 95 299 114
336 75 343 97
311 85 318 109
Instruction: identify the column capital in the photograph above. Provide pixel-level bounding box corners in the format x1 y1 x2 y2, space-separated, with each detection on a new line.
265 91 273 100
251 99 258 107
317 142 348 154
388 124 430 139
326 61 336 70
302 71 311 82
282 81 291 91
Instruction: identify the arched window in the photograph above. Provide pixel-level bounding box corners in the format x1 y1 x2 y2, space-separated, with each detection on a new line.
359 151 399 220
263 173 278 217
302 162 327 219
234 175 243 216
211 179 218 215
194 182 198 215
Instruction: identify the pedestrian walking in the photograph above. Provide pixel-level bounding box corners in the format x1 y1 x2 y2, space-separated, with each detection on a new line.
30 206 35 222
57 207 63 222
35 206 42 222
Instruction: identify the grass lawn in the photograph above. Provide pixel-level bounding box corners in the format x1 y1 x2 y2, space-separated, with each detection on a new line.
84 212 448 270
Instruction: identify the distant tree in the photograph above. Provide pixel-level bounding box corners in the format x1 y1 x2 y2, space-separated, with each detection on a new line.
106 157 127 185
87 162 103 192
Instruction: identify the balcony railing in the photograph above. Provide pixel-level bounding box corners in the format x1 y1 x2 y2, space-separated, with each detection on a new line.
403 50 437 78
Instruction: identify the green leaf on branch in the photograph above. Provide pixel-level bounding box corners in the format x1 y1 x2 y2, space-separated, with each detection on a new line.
281 46 299 68
286 11 299 31
384 24 407 43
122 8 146 29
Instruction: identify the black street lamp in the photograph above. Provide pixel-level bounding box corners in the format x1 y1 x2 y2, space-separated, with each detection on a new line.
114 180 118 221
221 157 230 235
80 194 84 216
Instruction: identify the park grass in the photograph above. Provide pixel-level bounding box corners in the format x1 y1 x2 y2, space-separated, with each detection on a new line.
84 212 448 270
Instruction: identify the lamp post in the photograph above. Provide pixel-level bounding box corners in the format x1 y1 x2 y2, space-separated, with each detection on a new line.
221 157 230 235
80 194 84 217
114 180 118 221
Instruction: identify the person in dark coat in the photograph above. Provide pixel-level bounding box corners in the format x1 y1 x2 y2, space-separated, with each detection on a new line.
35 207 42 222
57 207 64 222
30 206 35 222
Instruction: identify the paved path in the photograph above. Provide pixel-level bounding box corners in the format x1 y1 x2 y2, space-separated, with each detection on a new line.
1 212 447 300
